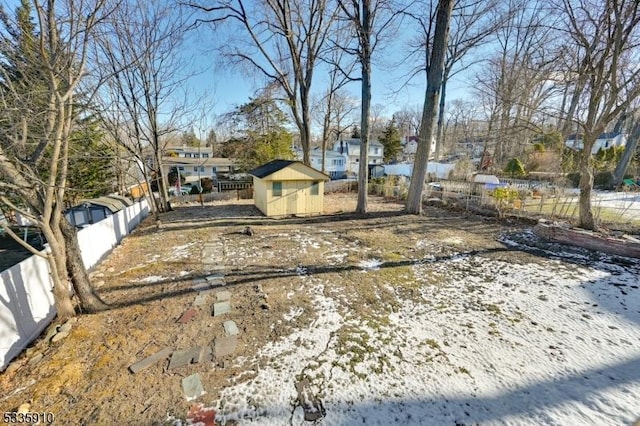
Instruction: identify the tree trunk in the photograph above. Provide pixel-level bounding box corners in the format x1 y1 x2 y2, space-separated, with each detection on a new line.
46 252 75 319
434 78 447 161
578 136 596 230
60 219 109 312
356 1 372 215
406 0 454 214
613 118 640 187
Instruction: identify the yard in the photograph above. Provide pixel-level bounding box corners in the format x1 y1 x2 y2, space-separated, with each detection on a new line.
0 194 638 425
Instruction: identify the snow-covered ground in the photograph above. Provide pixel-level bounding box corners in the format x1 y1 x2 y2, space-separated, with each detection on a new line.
202 230 640 426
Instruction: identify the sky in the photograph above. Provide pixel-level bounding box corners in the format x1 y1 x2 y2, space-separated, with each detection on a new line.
184 14 475 135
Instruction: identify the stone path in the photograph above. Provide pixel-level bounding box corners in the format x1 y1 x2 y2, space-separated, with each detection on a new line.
128 237 241 408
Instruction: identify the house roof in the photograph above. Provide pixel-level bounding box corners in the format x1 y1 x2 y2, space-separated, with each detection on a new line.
566 132 623 141
339 138 383 147
249 159 330 180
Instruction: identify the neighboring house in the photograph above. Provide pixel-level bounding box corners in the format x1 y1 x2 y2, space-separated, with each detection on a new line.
332 138 384 175
565 132 627 155
293 147 348 180
162 157 235 184
249 159 330 217
454 139 485 158
65 195 133 228
164 144 214 159
399 136 437 161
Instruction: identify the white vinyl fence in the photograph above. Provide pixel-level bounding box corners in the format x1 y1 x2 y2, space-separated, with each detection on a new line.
0 199 149 370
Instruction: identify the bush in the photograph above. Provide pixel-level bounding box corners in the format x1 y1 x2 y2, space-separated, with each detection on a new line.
594 171 614 188
504 158 526 178
566 172 581 187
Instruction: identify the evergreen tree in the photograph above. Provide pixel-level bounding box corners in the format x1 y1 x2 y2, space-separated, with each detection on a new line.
379 120 402 162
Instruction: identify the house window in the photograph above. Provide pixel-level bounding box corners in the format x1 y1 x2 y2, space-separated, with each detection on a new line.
178 166 185 171
194 166 198 172
200 166 205 172
311 181 319 195
273 181 282 196
211 167 217 173
202 153 209 158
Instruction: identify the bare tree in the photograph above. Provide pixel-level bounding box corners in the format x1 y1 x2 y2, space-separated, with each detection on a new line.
392 106 422 137
336 0 399 214
472 0 561 166
434 0 500 160
0 0 110 317
190 0 337 167
96 0 194 218
560 0 640 229
314 89 358 172
406 0 454 214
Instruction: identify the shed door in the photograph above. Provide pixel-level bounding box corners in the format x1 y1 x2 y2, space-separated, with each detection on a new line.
284 181 307 215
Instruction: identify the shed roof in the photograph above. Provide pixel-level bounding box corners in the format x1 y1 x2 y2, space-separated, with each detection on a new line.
249 160 296 178
78 195 133 213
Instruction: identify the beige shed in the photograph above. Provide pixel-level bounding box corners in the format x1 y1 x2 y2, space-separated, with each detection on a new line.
249 160 330 217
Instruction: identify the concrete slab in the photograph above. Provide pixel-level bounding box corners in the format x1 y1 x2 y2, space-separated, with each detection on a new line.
193 294 208 307
223 320 239 336
192 279 210 292
214 335 237 358
212 301 231 316
206 278 226 287
129 347 173 374
169 346 203 369
216 290 231 302
182 373 206 401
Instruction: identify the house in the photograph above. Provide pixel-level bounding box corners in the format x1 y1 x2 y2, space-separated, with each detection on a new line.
164 144 214 159
65 195 133 228
400 136 436 161
249 159 330 217
332 138 384 175
162 156 235 184
293 147 348 179
565 132 627 154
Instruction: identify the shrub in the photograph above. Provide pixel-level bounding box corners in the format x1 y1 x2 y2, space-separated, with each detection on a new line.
504 158 526 178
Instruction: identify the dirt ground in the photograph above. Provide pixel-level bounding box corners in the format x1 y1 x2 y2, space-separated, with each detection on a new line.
0 194 524 424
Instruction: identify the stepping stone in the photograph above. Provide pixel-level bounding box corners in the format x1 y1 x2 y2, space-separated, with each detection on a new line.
223 320 239 336
192 279 210 291
193 294 208 307
216 290 231 302
207 278 226 287
214 335 237 358
206 272 224 282
129 347 173 374
212 301 231 316
169 346 203 369
178 308 198 324
295 379 326 421
182 373 206 401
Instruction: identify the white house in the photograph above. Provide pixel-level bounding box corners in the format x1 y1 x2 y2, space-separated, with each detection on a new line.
332 138 384 175
400 136 436 161
164 144 214 159
293 147 347 179
565 132 627 155
162 157 234 183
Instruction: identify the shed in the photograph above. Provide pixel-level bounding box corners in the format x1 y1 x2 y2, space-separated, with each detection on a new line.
249 160 330 217
65 195 133 228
